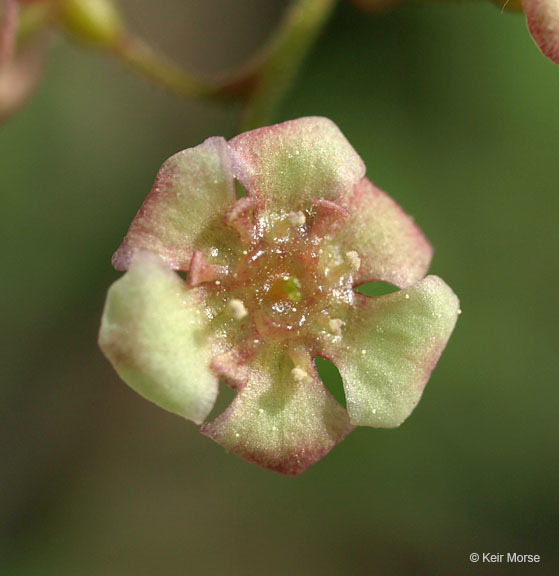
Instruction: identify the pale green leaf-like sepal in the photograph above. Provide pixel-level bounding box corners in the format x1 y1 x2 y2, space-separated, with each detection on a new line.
329 276 459 428
332 178 433 288
202 347 352 476
99 252 218 424
229 117 365 213
113 137 237 272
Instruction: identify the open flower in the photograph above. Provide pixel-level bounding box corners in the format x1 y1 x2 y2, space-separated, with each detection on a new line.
99 117 459 476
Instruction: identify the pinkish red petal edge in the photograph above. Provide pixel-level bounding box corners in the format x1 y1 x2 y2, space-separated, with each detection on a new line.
523 0 559 64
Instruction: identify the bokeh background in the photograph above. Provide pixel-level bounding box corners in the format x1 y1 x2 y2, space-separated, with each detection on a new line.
2 1 558 574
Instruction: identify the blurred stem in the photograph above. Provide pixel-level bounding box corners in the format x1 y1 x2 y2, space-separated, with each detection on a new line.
107 0 339 125
114 34 217 101
240 0 339 130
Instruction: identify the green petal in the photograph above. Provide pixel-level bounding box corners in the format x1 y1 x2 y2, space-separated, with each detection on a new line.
113 137 236 271
229 117 365 213
328 276 459 428
99 252 218 425
202 347 352 476
332 178 433 288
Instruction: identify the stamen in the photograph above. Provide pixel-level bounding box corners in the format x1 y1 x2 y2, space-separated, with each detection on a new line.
291 366 311 383
345 250 361 272
287 211 306 226
329 318 344 336
227 299 248 320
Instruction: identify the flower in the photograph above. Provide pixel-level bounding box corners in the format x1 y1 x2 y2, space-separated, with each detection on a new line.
523 0 559 64
99 117 460 476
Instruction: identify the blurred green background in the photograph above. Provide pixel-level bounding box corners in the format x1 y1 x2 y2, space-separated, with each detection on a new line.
2 1 558 574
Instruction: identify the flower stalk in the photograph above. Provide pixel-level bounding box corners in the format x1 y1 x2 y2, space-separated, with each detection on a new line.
108 0 340 123
113 34 217 101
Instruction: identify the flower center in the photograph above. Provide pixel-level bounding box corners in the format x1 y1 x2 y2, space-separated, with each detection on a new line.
203 207 361 347
272 276 302 303
234 240 316 341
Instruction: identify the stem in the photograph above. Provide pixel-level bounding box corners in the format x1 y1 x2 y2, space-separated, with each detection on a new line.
107 0 339 125
241 0 339 130
114 33 219 101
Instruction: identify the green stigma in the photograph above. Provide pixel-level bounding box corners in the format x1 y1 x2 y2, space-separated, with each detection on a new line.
282 276 302 302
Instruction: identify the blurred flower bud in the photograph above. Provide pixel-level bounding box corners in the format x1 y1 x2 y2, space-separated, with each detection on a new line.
523 0 559 64
56 0 123 48
0 35 48 122
0 0 49 123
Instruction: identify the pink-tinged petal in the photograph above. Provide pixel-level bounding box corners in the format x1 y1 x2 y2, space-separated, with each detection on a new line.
112 137 237 272
202 347 353 476
523 0 559 64
99 252 218 425
0 0 18 65
229 117 365 213
327 276 459 428
331 178 433 288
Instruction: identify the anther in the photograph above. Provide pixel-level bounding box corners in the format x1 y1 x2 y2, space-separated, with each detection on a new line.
227 299 248 320
345 250 361 272
287 211 306 226
291 367 311 383
329 318 344 336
